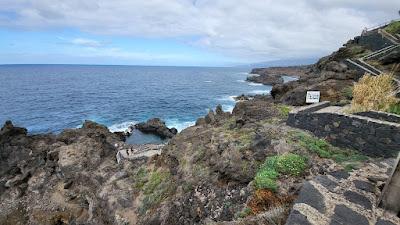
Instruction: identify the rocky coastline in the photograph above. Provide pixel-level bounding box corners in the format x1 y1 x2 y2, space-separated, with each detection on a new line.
1 23 400 225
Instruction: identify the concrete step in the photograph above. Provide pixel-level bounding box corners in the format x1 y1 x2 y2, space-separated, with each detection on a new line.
363 45 398 60
346 59 380 76
355 59 382 75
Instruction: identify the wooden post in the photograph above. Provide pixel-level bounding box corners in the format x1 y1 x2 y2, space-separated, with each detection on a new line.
379 153 400 214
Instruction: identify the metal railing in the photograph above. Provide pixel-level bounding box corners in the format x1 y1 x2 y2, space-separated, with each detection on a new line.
365 19 400 32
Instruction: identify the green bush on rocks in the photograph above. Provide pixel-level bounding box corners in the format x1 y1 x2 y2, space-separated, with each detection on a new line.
254 153 307 192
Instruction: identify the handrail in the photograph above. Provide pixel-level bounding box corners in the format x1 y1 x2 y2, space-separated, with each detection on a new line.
366 19 400 32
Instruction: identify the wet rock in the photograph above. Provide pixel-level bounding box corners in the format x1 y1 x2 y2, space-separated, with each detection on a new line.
135 118 177 138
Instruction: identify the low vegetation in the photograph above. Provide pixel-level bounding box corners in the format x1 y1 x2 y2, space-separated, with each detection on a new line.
254 153 307 192
350 73 399 113
138 169 174 214
288 131 368 170
385 21 400 35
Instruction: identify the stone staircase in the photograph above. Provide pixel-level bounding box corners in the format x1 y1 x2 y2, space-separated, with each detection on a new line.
362 45 399 61
379 29 400 44
285 158 400 225
345 23 400 94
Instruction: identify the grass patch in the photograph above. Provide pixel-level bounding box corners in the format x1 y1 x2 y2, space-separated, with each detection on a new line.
139 169 174 214
388 102 400 115
254 153 307 192
133 167 148 190
342 86 353 100
385 21 400 35
289 131 368 164
235 207 252 219
277 105 291 118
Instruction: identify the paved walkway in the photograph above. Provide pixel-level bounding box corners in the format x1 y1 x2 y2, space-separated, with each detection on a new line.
286 159 400 225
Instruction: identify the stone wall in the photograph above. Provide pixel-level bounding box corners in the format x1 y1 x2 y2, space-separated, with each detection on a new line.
355 31 393 51
287 103 400 158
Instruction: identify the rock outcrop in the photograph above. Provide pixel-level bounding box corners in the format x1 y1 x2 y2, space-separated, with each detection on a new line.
134 118 177 138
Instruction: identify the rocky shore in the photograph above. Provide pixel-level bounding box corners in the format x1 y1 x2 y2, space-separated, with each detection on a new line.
246 66 310 86
1 95 398 225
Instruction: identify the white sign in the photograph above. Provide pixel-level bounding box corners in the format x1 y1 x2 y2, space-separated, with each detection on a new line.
306 91 320 103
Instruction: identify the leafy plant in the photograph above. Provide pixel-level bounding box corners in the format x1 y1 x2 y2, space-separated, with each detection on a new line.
254 153 307 192
388 102 400 115
277 105 291 118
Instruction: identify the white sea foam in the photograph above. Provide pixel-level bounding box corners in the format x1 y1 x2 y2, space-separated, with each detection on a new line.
166 120 195 132
222 104 235 113
248 82 263 86
108 121 138 132
204 80 213 83
249 89 271 95
236 79 246 83
218 95 237 102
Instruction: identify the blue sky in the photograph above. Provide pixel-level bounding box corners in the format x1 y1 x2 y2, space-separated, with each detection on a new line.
0 0 399 66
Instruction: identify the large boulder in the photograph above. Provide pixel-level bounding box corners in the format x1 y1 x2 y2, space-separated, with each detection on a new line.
135 118 177 138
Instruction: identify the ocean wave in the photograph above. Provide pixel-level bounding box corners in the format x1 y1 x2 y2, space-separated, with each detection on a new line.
108 121 138 132
222 104 235 113
249 89 270 95
204 80 213 83
236 79 246 83
166 120 195 132
217 95 237 102
247 82 263 86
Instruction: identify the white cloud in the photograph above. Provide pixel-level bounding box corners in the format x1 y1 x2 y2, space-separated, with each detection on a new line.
0 0 399 62
69 38 104 47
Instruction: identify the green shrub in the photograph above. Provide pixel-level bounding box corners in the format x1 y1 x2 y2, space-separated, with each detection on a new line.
388 103 400 115
274 153 307 176
289 131 368 164
235 207 252 219
139 170 173 214
342 86 353 100
277 105 291 118
254 153 307 192
254 169 278 191
385 21 400 35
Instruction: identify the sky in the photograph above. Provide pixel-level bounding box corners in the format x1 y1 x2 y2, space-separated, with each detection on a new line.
0 0 399 66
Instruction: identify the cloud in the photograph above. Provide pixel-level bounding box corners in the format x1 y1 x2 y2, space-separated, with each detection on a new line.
0 0 399 61
69 38 104 48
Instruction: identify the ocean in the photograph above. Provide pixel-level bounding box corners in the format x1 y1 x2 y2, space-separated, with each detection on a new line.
0 65 277 139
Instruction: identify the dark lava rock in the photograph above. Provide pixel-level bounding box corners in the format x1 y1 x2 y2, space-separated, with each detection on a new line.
295 182 326 213
344 191 372 210
328 170 350 180
315 175 338 192
353 180 375 193
285 210 312 225
376 218 396 225
135 118 177 139
0 120 27 136
330 205 369 225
